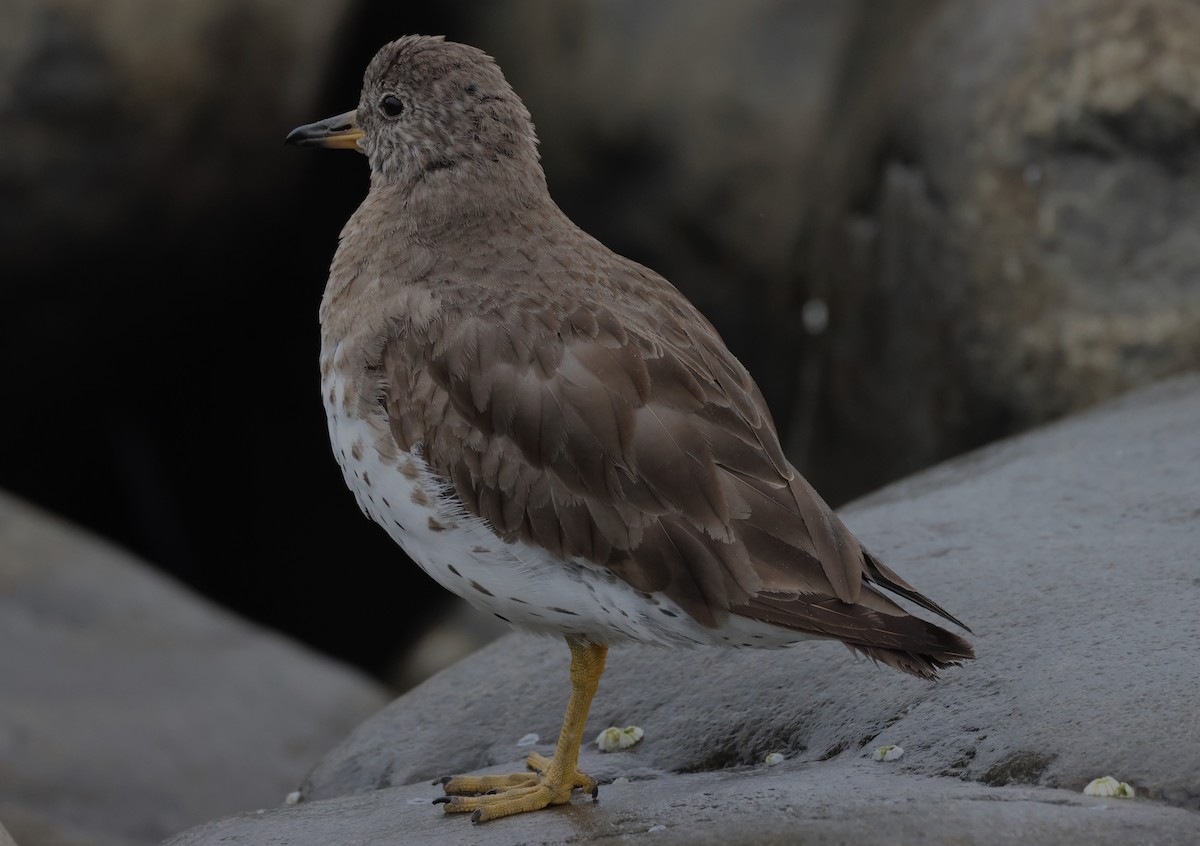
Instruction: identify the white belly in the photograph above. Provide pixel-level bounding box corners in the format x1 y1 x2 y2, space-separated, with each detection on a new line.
322 372 813 649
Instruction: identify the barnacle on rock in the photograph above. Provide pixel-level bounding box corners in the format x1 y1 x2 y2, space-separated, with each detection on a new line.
1083 776 1135 798
872 745 905 762
596 725 644 751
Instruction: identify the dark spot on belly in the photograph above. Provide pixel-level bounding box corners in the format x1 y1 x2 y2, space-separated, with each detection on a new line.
362 471 371 487
509 596 527 604
411 488 430 507
471 545 490 554
393 519 406 530
469 580 494 597
428 517 446 532
328 388 336 404
494 613 511 623
400 461 418 480
351 442 363 461
550 607 578 616
447 564 461 577
382 497 391 508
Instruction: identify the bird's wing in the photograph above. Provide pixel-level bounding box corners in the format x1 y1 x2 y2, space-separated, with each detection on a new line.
383 258 926 630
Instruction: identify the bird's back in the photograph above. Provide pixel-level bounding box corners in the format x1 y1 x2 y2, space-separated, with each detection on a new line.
320 197 971 673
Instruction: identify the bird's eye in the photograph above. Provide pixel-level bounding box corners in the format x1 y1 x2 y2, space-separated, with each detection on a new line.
380 95 405 118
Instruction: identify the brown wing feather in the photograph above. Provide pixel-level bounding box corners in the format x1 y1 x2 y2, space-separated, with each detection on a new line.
382 245 969 656
734 594 975 679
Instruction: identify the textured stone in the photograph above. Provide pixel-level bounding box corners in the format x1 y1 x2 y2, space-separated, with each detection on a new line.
0 492 389 846
166 762 1200 846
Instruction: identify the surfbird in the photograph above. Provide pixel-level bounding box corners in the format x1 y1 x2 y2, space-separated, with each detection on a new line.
286 35 974 823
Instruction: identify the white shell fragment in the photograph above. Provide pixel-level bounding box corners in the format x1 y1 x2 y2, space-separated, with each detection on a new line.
596 725 645 752
872 745 905 762
284 791 301 806
1084 776 1135 799
516 732 540 747
765 752 786 767
647 824 667 833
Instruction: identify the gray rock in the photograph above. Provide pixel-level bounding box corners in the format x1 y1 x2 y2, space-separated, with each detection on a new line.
0 819 17 846
0 492 389 846
804 0 1200 501
169 375 1200 843
166 762 1200 846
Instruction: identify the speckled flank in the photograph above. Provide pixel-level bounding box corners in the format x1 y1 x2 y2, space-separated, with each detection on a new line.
320 369 815 648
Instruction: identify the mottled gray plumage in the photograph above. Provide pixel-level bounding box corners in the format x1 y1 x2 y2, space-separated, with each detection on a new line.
313 35 972 677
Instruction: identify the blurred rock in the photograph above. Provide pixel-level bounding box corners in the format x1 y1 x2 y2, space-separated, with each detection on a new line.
0 491 389 846
384 599 510 693
166 374 1200 843
0 0 350 281
803 0 1200 501
0 820 17 846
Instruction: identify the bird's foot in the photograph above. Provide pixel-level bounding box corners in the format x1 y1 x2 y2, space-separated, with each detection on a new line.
435 752 597 822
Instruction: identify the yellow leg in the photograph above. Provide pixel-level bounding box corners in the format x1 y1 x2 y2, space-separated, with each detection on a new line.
436 637 608 823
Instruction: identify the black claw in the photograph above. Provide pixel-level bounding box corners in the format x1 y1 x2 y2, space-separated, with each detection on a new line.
591 784 600 801
471 809 483 824
485 788 502 795
432 796 452 805
434 776 452 786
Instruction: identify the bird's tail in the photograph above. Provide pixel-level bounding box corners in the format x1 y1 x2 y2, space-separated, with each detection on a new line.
846 639 973 680
734 593 975 680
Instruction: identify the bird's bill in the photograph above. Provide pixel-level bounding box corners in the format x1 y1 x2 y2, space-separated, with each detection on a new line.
285 110 364 151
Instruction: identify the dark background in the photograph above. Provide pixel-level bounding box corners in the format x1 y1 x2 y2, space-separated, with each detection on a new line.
2 3 491 680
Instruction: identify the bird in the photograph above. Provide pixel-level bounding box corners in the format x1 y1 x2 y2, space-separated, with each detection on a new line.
286 35 973 824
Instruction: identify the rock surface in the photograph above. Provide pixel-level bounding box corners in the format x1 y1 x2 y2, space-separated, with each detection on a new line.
0 493 389 846
167 762 1200 846
167 375 1200 843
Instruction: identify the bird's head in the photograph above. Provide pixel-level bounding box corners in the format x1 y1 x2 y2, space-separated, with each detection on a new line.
287 36 546 204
